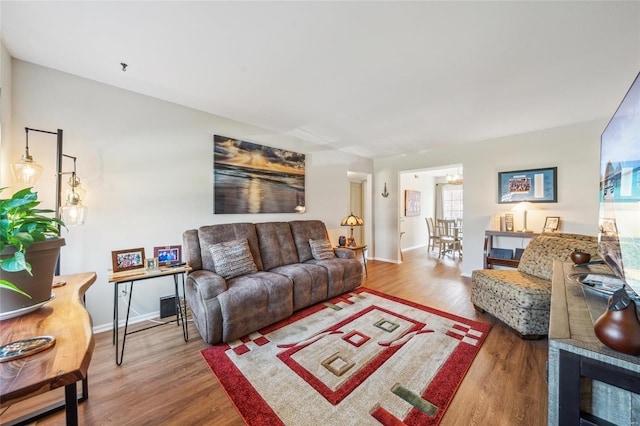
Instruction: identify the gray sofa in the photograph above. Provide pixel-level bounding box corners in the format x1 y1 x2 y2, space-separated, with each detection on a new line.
183 220 363 344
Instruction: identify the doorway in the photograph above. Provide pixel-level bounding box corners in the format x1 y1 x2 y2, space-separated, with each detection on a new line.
349 181 364 245
399 165 463 255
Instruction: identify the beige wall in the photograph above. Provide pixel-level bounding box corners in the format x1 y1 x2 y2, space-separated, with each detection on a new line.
374 120 605 275
3 59 373 329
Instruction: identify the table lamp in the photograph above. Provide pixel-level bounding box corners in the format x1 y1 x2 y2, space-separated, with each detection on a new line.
512 201 532 232
340 213 363 246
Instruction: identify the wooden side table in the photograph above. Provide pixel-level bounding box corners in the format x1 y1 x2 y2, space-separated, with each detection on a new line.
339 244 368 277
0 272 96 426
109 266 191 365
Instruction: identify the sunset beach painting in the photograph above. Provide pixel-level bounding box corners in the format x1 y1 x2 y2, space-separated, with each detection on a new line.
214 135 306 214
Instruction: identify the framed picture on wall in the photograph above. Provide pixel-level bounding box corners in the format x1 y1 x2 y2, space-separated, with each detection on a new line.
498 167 557 204
404 190 421 217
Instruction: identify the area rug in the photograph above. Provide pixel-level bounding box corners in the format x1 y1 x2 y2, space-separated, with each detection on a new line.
201 288 491 425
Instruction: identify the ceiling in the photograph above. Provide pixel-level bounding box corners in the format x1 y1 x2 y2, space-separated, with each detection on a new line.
2 1 639 159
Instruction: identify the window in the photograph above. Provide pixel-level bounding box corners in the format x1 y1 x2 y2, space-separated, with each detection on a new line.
442 185 463 219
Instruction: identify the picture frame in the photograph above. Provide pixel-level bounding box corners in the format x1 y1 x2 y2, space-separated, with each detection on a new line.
498 167 557 204
543 216 560 232
153 245 182 266
404 190 421 217
112 248 146 273
214 135 305 214
504 213 514 232
145 257 159 270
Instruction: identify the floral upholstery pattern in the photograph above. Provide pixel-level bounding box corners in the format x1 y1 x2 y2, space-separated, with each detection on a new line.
518 234 598 281
471 233 597 337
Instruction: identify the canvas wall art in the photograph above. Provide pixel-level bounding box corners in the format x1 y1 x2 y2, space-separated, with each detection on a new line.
214 135 306 214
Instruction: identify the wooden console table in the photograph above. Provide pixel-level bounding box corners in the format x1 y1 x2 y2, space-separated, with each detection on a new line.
548 261 640 425
483 230 538 269
0 272 96 426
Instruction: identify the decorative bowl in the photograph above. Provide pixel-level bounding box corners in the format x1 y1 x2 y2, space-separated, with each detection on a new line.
570 250 591 265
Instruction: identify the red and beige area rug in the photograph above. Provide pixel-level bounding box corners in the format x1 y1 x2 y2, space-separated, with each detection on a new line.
201 288 491 425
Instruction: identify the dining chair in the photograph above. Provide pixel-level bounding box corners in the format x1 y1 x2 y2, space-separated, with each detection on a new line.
437 219 462 258
425 217 440 253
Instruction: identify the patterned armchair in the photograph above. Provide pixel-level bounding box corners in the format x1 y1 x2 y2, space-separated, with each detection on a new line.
471 233 598 339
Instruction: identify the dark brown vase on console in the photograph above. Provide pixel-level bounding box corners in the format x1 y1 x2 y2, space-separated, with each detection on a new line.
594 287 640 356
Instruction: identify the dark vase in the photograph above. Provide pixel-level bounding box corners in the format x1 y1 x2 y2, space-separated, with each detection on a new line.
570 250 591 264
594 287 640 355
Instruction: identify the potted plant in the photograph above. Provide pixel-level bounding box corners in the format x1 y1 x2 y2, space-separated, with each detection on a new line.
0 187 66 318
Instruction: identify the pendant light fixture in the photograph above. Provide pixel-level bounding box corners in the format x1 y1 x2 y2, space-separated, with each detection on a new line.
60 155 88 226
12 127 88 226
12 128 44 185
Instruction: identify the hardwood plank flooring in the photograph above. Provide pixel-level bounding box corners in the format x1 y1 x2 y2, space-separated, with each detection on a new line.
0 248 548 425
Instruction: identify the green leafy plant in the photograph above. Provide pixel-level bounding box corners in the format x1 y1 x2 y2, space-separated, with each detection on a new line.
0 187 65 297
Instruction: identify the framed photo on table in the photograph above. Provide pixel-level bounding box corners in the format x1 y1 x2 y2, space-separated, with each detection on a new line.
543 216 560 232
112 248 146 273
145 257 159 270
505 213 514 232
498 167 557 204
153 245 182 266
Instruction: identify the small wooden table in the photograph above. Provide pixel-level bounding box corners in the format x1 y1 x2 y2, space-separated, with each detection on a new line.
109 266 191 365
339 244 368 277
0 272 96 426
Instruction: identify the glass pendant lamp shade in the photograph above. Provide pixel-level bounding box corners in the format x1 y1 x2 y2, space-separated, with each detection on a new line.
12 153 44 185
61 174 88 226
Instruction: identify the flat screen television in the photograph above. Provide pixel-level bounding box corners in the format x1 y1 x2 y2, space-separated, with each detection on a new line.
599 71 640 297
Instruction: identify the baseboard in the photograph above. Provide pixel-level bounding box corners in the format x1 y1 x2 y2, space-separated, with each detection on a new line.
93 310 160 334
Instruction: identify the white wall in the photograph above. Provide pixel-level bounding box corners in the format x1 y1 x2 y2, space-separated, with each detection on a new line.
4 60 373 329
0 41 12 185
399 172 434 252
374 120 605 275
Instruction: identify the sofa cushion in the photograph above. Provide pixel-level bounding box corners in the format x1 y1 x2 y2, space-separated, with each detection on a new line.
471 269 551 310
309 239 336 260
197 223 264 272
255 222 299 270
209 238 258 279
218 271 293 342
289 220 332 263
518 234 598 281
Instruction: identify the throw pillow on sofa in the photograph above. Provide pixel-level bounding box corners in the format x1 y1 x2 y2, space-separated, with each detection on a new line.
209 238 258 279
309 239 336 260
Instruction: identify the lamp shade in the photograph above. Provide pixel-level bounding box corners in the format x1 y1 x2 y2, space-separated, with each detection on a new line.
511 201 531 212
12 156 43 185
61 174 88 226
341 213 363 227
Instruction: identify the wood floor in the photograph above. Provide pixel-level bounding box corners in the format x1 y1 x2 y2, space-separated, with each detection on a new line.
1 248 548 425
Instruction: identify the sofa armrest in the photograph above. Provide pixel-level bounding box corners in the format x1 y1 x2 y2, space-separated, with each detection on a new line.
334 248 356 259
186 270 228 299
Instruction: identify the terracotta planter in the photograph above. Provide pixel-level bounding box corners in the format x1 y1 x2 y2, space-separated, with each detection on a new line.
0 238 66 317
